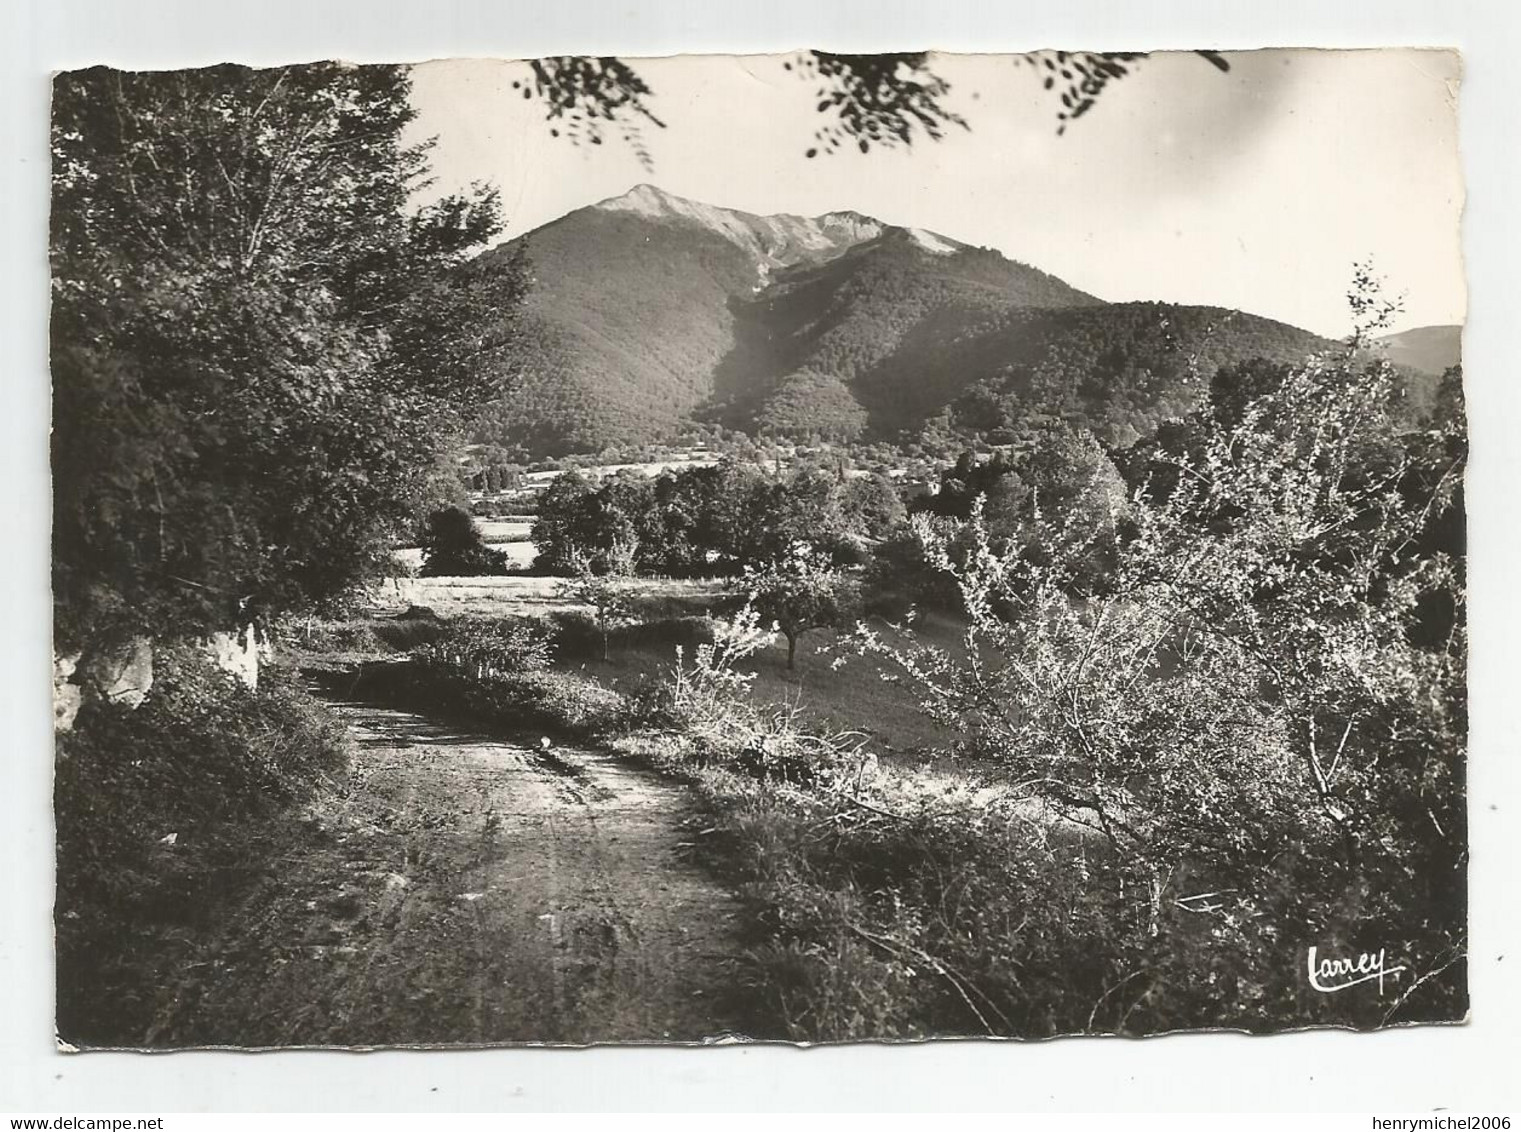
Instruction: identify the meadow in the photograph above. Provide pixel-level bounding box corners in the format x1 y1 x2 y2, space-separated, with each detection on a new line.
363 566 960 765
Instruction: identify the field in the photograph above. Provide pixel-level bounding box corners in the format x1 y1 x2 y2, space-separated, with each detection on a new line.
474 518 535 545
386 490 964 760
359 563 965 765
579 613 966 763
519 455 719 485
370 573 730 619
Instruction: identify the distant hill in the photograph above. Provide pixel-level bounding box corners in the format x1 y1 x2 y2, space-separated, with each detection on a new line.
468 184 1337 457
1378 325 1462 377
715 250 1326 448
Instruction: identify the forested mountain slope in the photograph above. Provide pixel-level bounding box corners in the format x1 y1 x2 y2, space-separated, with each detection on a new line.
468 185 1337 456
1377 324 1462 376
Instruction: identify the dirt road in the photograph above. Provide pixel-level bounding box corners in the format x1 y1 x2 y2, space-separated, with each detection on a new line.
147 701 754 1047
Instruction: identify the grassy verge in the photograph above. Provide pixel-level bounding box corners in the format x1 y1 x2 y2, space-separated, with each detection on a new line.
307 608 1454 1041
329 657 632 744
54 647 350 1047
325 640 1229 1041
560 614 963 764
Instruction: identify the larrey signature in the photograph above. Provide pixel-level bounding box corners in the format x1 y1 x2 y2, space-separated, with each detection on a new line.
1306 946 1407 994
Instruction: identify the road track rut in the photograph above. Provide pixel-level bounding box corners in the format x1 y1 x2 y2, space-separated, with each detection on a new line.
148 701 752 1046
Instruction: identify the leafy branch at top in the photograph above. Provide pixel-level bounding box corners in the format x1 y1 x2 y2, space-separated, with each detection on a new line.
518 49 1234 159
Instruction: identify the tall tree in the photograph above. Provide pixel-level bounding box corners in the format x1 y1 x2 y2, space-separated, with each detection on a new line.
530 471 595 573
418 507 509 578
50 64 526 649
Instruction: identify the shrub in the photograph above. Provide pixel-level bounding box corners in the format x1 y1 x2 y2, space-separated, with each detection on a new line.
286 619 386 655
338 615 629 738
368 614 449 652
276 612 450 659
359 661 628 741
861 520 962 616
661 602 874 787
857 303 1468 1029
413 616 554 676
560 541 639 662
54 647 350 1045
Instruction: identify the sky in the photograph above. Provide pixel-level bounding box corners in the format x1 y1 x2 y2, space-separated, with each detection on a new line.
406 49 1464 338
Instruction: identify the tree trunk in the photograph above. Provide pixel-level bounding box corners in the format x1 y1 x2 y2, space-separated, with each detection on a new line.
1147 865 1163 938
785 630 798 671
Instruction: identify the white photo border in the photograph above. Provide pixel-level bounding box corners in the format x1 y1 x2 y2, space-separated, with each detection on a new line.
4 0 1516 1113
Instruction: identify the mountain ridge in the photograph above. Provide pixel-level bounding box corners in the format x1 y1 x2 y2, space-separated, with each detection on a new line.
1376 324 1462 377
589 183 898 277
470 185 1361 458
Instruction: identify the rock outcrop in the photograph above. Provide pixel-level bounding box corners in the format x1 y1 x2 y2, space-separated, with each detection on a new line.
54 636 155 734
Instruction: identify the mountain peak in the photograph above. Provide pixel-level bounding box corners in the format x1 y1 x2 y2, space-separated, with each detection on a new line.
594 183 731 224
591 183 889 274
476 184 1341 461
595 183 690 215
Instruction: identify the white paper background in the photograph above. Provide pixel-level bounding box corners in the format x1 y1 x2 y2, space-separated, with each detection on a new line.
3 0 1517 1113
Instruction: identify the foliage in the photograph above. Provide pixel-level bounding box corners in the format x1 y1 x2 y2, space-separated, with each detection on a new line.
859 298 1467 1024
792 53 967 157
418 506 511 577
744 471 854 565
50 63 524 649
862 520 964 616
988 428 1129 582
665 601 777 747
689 771 1160 1039
1016 50 1231 135
370 647 630 741
748 543 858 670
419 505 514 575
412 616 555 677
530 471 596 572
522 50 1231 156
1115 349 1452 504
55 648 350 1045
561 540 640 662
922 427 1128 541
627 602 1297 1039
531 461 896 577
650 461 767 575
757 370 868 444
840 473 908 540
519 57 664 162
662 602 874 787
891 427 1131 606
942 303 1328 448
468 453 526 494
